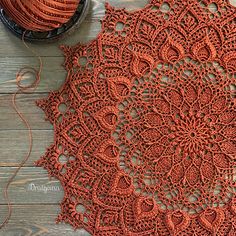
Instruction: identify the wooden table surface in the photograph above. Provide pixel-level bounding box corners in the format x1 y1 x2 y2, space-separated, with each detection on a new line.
0 0 235 235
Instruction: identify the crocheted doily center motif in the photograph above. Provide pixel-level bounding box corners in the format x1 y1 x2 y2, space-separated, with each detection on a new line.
36 0 236 235
116 59 235 213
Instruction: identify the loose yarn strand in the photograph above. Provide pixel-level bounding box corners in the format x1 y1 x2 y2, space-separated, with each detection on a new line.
0 31 42 229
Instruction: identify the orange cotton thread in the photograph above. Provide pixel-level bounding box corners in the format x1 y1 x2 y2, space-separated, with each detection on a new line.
0 0 80 31
0 31 42 229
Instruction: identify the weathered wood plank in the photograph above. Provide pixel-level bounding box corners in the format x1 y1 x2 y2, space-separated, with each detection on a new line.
0 167 62 204
0 205 91 236
0 93 53 130
0 130 53 166
0 20 101 57
0 57 66 93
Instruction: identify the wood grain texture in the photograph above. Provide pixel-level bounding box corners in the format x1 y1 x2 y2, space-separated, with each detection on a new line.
0 0 236 235
0 130 53 166
0 93 53 130
0 205 90 236
0 167 62 204
0 57 66 93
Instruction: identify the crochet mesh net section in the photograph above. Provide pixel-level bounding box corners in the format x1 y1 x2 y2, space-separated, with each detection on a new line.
36 0 236 235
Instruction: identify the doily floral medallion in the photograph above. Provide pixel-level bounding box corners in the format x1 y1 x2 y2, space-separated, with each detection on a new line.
36 0 236 235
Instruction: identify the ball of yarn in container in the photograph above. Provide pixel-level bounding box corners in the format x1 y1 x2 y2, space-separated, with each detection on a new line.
0 0 80 31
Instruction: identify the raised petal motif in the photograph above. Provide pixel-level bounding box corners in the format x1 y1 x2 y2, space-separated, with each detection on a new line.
145 143 165 160
222 125 236 139
212 96 227 112
199 208 225 234
192 36 217 62
140 128 162 143
185 85 198 104
199 87 213 106
95 106 119 131
186 164 200 186
160 36 185 63
219 111 235 124
144 112 163 127
133 197 158 221
110 171 134 196
154 98 171 114
155 155 172 173
201 162 216 181
167 89 183 107
131 51 154 76
220 140 236 155
96 139 120 164
107 77 131 101
213 153 230 169
166 210 190 235
170 164 185 183
223 52 236 73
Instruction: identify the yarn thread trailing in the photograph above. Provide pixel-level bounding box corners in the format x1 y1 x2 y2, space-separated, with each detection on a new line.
0 32 42 229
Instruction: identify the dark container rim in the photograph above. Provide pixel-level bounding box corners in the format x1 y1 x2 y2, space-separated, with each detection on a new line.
0 0 90 42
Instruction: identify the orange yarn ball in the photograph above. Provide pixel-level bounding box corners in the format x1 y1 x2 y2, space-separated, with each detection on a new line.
0 0 80 31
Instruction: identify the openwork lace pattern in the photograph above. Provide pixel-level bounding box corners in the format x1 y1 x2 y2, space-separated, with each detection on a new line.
36 0 236 235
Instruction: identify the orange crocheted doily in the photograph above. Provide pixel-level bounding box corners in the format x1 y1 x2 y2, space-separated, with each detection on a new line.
36 1 236 235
